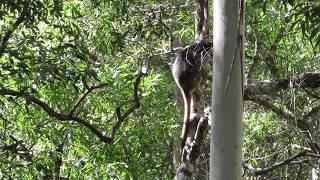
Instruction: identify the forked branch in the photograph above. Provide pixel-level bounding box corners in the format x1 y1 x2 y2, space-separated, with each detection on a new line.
0 72 146 144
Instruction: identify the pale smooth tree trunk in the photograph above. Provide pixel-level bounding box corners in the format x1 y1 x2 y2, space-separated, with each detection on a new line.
210 0 244 179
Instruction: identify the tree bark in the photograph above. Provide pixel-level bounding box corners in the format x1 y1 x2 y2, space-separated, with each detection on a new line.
211 0 244 179
173 0 211 179
195 0 208 42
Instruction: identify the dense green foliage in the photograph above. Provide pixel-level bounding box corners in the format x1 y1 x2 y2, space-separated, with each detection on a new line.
0 0 319 179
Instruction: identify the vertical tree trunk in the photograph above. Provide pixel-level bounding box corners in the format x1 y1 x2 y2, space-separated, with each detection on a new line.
174 0 211 179
195 0 208 42
210 0 244 179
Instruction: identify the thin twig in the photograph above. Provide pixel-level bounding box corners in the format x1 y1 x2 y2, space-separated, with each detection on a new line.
69 83 108 115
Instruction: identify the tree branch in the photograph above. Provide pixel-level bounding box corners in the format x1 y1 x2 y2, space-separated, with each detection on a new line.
243 150 308 176
195 0 208 42
0 88 70 120
247 96 294 119
244 72 320 148
174 108 210 179
111 72 145 139
0 2 29 57
2 135 33 161
244 72 320 100
0 73 146 144
69 83 108 116
0 87 112 143
247 91 320 153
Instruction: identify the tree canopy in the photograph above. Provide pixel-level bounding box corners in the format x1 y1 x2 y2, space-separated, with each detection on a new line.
0 0 320 179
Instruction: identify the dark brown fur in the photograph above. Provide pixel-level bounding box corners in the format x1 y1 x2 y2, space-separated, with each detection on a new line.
172 41 212 149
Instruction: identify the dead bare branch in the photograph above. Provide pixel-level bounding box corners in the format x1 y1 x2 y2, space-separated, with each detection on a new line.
174 108 210 180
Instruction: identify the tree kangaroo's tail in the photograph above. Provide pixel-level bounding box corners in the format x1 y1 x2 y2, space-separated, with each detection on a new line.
181 91 192 149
